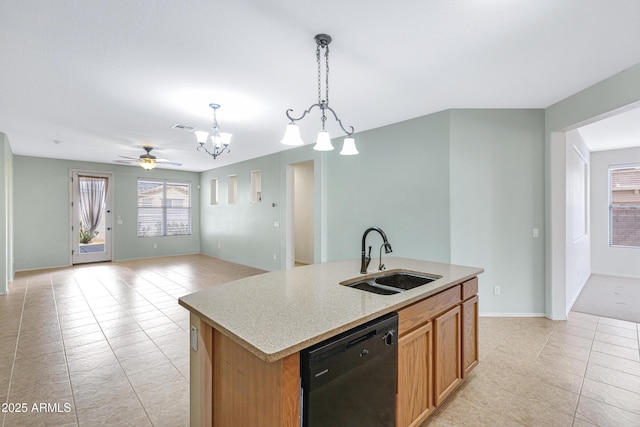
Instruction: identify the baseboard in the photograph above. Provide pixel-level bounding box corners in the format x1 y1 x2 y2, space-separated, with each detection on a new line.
590 272 640 280
479 312 547 318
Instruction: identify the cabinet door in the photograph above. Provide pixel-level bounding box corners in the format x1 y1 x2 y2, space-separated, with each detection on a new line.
396 322 433 427
462 295 479 378
433 305 461 406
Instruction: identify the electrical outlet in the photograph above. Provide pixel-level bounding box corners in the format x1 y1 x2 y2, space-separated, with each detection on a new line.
153 243 158 249
494 286 501 296
273 253 277 260
190 325 198 351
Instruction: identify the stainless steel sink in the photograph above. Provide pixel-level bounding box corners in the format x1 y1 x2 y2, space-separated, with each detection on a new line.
341 270 441 295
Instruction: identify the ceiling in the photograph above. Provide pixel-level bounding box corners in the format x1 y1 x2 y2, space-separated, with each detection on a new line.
577 105 640 152
1 1 640 172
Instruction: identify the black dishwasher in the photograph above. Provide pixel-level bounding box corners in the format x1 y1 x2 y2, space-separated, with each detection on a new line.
301 312 398 427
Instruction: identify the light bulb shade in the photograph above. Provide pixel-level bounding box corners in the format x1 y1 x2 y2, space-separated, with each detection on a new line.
219 132 232 147
340 137 358 155
281 123 304 146
194 131 209 144
314 130 334 151
139 159 157 170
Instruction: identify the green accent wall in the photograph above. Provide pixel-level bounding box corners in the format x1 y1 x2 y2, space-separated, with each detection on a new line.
13 156 200 271
199 109 546 315
450 110 545 314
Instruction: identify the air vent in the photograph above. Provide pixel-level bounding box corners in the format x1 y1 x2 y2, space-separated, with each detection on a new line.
172 124 195 132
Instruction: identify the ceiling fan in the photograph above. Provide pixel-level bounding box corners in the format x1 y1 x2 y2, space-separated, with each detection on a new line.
116 146 182 170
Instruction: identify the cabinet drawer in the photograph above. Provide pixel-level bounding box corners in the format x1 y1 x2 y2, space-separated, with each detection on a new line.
398 285 461 335
462 277 478 301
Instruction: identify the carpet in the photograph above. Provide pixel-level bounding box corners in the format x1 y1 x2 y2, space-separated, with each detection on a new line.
572 274 640 323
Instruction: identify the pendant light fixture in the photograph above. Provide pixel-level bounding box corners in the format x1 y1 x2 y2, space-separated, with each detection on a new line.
196 103 232 160
281 34 358 155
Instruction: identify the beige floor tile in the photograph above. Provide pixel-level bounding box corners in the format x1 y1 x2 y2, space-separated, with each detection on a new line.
500 394 573 426
72 375 136 411
585 363 640 393
581 378 640 415
598 317 639 330
528 362 584 394
534 351 588 377
588 350 640 377
61 331 107 349
515 378 579 416
64 339 113 361
146 399 189 427
576 395 640 426
118 349 172 376
2 409 77 427
567 311 599 324
469 362 526 393
454 373 516 416
547 330 593 350
595 331 639 350
133 377 189 409
8 379 72 404
424 392 502 426
538 340 591 362
553 323 596 340
75 396 151 426
597 323 640 339
126 363 184 393
591 340 640 362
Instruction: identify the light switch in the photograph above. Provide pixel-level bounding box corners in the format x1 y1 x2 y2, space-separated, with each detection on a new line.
532 228 539 238
274 221 280 228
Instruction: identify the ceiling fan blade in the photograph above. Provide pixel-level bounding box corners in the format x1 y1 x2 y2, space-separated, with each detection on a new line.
119 155 140 160
156 160 183 166
114 160 139 164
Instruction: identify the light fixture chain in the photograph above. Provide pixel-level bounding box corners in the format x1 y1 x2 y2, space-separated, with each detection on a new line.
325 44 329 106
316 43 322 105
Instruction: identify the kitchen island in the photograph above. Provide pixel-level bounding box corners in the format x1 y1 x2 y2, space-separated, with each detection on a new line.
179 257 483 427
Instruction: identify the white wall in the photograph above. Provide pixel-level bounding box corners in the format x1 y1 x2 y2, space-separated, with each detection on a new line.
565 130 591 312
591 147 640 278
0 133 13 294
293 161 314 264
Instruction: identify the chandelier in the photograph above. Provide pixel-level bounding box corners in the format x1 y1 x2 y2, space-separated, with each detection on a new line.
281 34 358 155
195 103 232 160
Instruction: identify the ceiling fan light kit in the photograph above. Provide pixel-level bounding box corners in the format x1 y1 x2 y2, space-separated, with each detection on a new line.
196 103 232 160
117 146 182 170
281 33 358 155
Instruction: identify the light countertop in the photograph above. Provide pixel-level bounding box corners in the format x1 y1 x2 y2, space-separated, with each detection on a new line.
178 257 483 362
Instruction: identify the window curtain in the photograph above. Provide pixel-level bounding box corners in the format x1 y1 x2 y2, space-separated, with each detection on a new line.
79 176 107 235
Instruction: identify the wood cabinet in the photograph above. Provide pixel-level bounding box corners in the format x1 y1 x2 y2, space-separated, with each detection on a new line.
396 278 479 427
396 322 433 427
462 295 479 378
433 305 461 406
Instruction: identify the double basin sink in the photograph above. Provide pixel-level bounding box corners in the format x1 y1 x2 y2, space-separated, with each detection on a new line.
341 270 442 295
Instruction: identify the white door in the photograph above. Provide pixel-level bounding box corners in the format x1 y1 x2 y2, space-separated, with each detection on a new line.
71 171 113 264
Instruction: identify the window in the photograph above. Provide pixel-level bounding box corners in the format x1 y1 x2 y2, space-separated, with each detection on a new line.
250 170 262 204
609 166 640 247
138 179 191 237
228 175 237 205
211 179 219 205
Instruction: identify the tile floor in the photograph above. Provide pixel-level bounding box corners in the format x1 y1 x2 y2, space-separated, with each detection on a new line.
0 255 638 426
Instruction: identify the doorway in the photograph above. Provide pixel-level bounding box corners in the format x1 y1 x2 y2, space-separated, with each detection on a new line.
70 171 113 264
287 161 314 268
